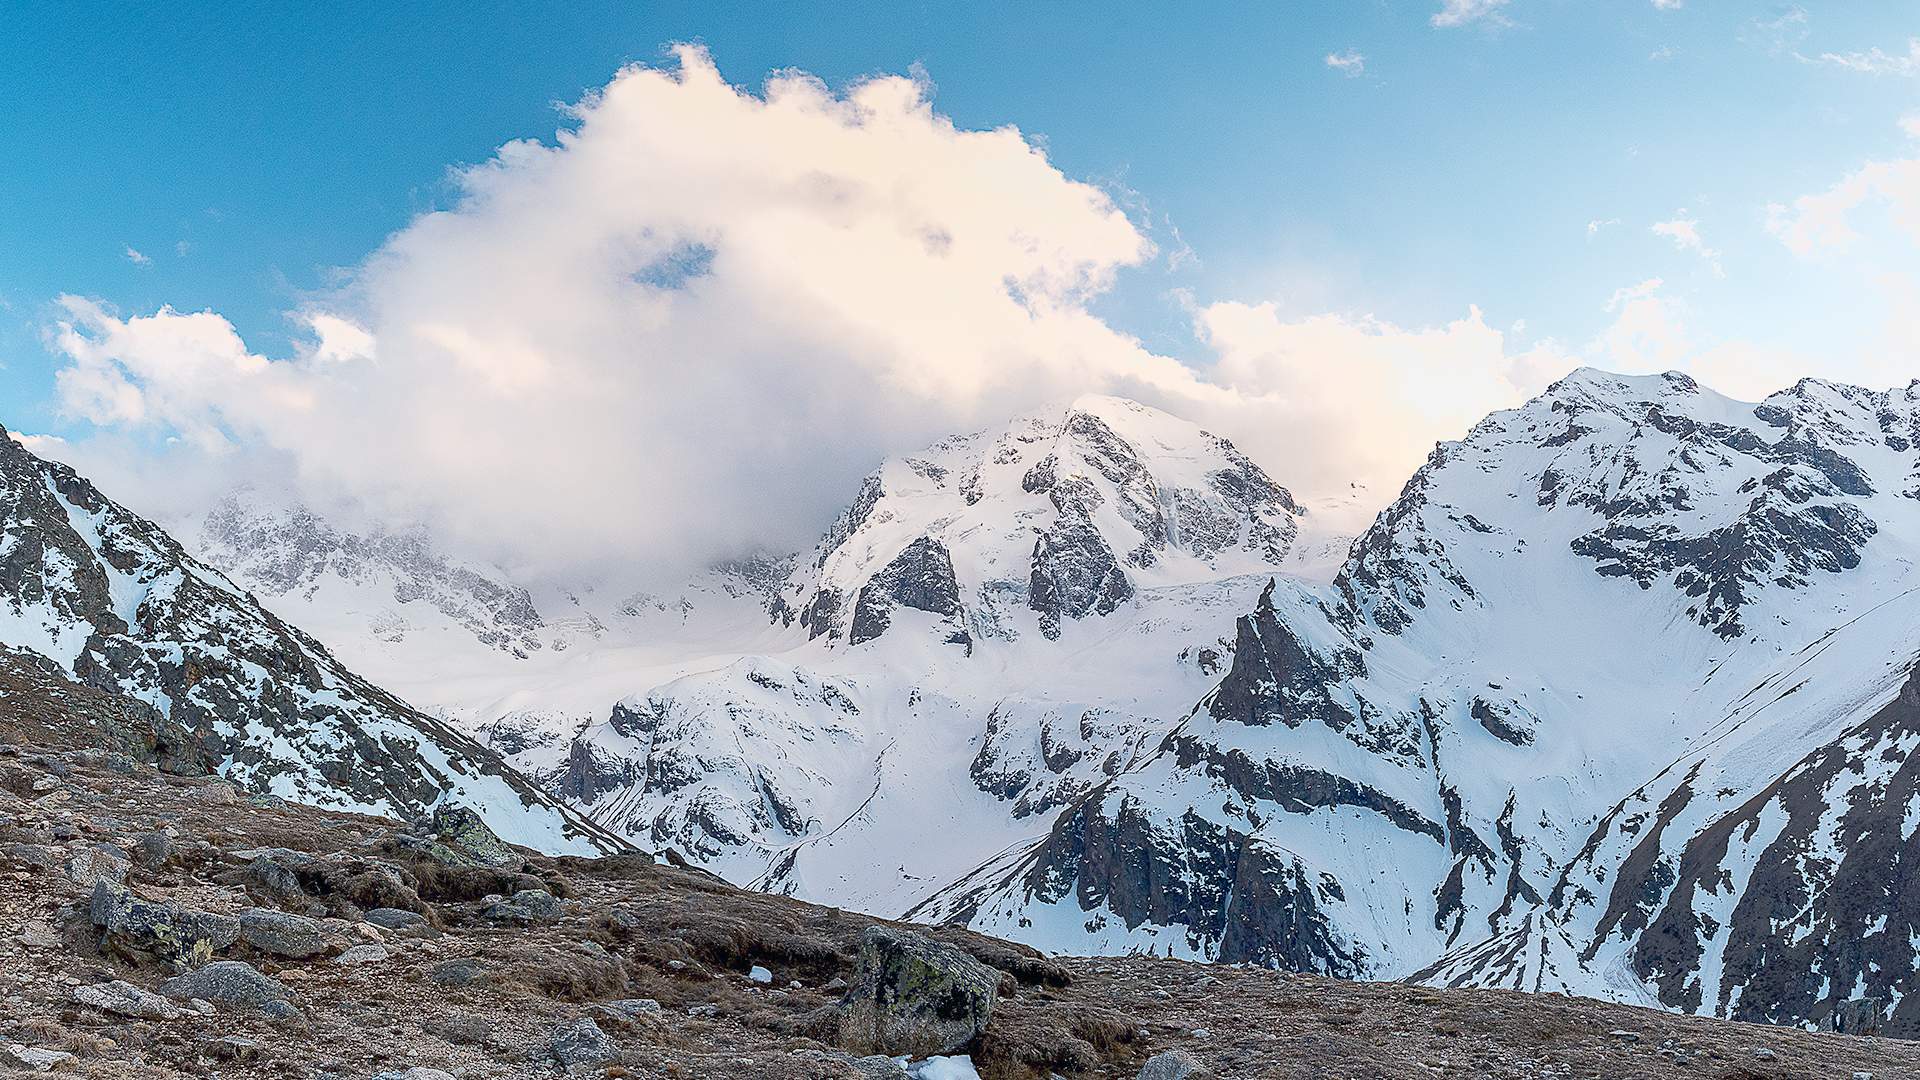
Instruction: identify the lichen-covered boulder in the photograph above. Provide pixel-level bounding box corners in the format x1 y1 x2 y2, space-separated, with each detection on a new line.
90 881 239 970
406 804 520 868
836 925 998 1057
159 960 294 1016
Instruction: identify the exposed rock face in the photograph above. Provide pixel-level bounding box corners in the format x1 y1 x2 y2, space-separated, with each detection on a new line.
848 536 966 646
1029 518 1134 640
0 426 625 857
836 925 999 1057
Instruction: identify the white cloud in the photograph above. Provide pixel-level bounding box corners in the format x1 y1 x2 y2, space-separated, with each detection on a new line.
1432 0 1511 28
1586 218 1620 237
1816 38 1920 76
124 247 150 267
1766 157 1920 255
1191 303 1572 506
1651 211 1724 275
1325 50 1366 77
1904 114 1920 139
1651 0 1682 9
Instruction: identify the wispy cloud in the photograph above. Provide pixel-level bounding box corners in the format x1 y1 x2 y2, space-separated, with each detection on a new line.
1650 0 1682 9
1652 211 1724 275
1815 38 1920 76
1648 45 1677 62
1431 0 1511 29
1586 218 1620 238
124 247 151 267
1324 49 1366 77
1746 5 1809 54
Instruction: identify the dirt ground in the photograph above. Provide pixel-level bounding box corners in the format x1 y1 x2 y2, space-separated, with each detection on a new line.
4 696 1918 1080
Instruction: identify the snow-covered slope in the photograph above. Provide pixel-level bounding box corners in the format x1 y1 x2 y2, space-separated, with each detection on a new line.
936 370 1920 1034
0 427 626 857
171 396 1332 919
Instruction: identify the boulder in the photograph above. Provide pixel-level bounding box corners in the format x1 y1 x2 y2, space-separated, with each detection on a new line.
836 925 998 1057
333 943 389 965
481 888 562 923
364 907 429 932
548 1017 614 1067
158 960 292 1016
408 804 520 869
1 1043 76 1072
71 980 184 1020
238 908 332 958
64 844 130 888
90 881 239 969
371 1070 458 1080
429 958 492 987
1138 1050 1215 1080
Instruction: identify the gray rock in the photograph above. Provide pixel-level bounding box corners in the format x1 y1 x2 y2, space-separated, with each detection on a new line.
90 881 240 969
408 804 520 869
1 1043 76 1072
71 979 184 1020
238 908 332 958
364 907 429 932
836 925 998 1057
129 830 173 869
371 1070 458 1080
1138 1050 1215 1080
429 957 492 987
64 843 131 887
851 1056 911 1079
333 943 388 965
482 888 561 923
547 1017 614 1067
158 960 288 1013
601 999 662 1019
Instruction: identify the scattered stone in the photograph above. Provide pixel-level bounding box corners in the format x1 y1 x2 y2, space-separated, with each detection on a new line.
1609 1030 1640 1043
207 1037 263 1064
1751 1047 1778 1061
238 907 332 958
481 888 561 923
429 957 492 987
1 1043 76 1072
836 925 998 1057
749 964 773 984
333 943 388 965
1138 1050 1215 1080
72 979 184 1020
851 1056 911 1079
371 1070 458 1080
129 830 173 868
547 1017 614 1067
602 999 663 1019
364 907 429 932
64 843 130 887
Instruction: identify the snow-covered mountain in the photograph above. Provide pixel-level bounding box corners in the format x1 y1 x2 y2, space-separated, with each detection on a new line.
0 426 625 857
115 371 1920 1036
931 369 1920 1034
171 396 1335 918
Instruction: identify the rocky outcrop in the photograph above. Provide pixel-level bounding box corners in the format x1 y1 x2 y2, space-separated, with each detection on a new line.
836 925 999 1057
849 537 966 646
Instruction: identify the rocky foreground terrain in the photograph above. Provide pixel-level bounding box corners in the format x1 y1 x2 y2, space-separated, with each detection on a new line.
3 661 1917 1079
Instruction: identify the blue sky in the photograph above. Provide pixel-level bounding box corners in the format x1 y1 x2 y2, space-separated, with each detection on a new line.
3 2 1918 568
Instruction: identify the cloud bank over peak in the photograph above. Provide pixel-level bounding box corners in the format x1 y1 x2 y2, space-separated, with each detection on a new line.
46 46 1577 580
